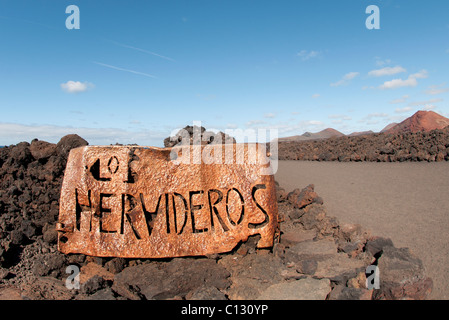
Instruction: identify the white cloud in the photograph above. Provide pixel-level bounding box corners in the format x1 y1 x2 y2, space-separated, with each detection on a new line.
245 119 266 127
375 58 392 67
390 95 409 104
0 123 166 146
328 114 352 120
408 98 443 107
264 113 276 119
312 94 320 98
226 123 238 129
306 120 324 126
379 70 428 90
297 50 321 61
60 81 94 94
395 107 414 113
344 72 359 80
331 72 359 87
411 70 429 79
368 65 406 77
380 77 418 90
359 113 389 122
425 84 449 95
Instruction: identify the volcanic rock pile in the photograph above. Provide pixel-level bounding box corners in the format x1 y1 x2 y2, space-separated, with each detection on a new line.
278 126 449 162
0 135 433 300
164 125 236 147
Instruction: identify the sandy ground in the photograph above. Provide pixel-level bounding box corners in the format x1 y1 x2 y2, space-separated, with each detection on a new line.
275 160 449 300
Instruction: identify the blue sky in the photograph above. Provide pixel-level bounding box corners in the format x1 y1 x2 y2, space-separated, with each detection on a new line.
0 0 448 146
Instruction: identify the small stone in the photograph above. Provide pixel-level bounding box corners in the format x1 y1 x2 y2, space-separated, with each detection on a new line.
365 237 394 257
82 275 106 295
328 285 372 300
187 285 227 300
295 259 318 275
43 223 57 244
30 140 57 160
257 278 331 300
373 246 432 300
287 184 323 209
56 134 88 160
281 229 316 246
80 262 114 284
105 258 126 274
85 288 118 300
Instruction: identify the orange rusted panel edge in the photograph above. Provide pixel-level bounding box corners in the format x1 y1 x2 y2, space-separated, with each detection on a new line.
57 144 279 258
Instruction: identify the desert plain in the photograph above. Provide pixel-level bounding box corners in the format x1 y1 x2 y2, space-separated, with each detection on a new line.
276 160 449 299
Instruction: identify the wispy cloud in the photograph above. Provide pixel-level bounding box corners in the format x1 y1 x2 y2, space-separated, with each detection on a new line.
375 57 391 67
108 40 175 62
379 70 428 90
245 119 267 127
395 107 414 113
297 50 321 61
331 72 359 87
408 98 443 107
92 61 157 78
304 120 324 126
425 84 449 95
390 95 409 104
61 81 94 93
0 122 166 146
264 113 275 119
360 113 389 121
368 65 406 77
328 114 352 121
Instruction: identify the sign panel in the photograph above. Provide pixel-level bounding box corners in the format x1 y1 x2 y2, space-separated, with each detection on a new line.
57 144 278 258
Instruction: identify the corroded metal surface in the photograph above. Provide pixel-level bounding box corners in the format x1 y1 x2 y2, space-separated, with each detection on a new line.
57 144 278 258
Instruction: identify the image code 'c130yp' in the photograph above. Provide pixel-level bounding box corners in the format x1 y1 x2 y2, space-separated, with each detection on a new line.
57 143 279 258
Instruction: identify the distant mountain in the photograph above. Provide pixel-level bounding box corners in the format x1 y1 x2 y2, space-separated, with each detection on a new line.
385 110 449 134
348 130 374 137
380 123 398 133
278 128 345 142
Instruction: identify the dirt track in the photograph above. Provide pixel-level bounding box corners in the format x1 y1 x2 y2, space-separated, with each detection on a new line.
275 160 449 300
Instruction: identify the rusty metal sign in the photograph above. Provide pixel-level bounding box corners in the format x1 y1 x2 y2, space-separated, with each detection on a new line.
57 144 278 258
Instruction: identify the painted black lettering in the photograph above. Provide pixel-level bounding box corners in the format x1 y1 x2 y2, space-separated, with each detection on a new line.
140 193 161 237
89 158 111 181
248 184 269 229
165 193 170 233
75 189 91 231
226 188 245 226
208 189 229 232
107 156 119 174
189 190 208 233
99 193 116 233
121 194 141 239
173 192 188 235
